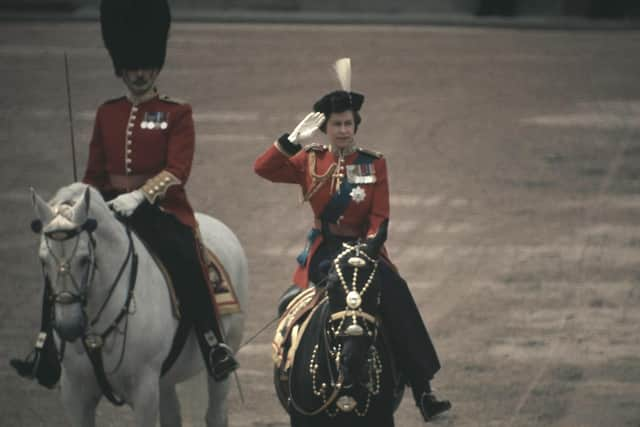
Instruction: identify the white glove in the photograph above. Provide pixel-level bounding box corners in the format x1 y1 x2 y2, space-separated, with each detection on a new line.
288 112 325 143
107 190 145 217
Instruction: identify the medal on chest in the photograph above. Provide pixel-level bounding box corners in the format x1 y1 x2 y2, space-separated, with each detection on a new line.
140 112 169 130
350 186 366 203
346 163 376 184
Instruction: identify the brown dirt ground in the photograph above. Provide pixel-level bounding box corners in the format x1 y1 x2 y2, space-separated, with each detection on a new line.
1 22 639 426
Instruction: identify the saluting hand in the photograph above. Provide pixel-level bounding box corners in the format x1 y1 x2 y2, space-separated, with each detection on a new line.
288 112 325 144
107 190 145 217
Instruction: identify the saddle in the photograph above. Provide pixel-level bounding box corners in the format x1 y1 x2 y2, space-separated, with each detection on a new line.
272 287 326 373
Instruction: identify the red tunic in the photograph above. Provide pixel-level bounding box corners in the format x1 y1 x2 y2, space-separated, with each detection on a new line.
83 94 197 229
254 141 391 288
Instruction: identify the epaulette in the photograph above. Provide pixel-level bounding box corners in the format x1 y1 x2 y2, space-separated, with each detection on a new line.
303 143 328 152
102 96 126 105
159 94 186 105
357 147 384 159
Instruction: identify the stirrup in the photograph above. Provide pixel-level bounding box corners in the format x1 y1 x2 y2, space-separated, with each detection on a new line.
10 350 38 380
209 343 238 382
10 349 59 389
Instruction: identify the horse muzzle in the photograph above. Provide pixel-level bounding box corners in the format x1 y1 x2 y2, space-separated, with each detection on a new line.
53 296 87 342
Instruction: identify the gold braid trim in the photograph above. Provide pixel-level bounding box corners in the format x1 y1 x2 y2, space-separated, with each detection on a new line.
302 152 337 202
141 170 181 204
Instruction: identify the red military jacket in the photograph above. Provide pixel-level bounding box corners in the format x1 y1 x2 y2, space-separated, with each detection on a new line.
254 139 391 288
83 92 197 229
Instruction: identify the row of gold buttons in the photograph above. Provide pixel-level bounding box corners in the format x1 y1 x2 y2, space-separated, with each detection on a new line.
124 105 138 175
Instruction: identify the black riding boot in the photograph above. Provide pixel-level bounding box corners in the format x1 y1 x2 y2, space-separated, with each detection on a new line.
187 235 238 382
10 285 61 389
128 204 238 381
412 381 452 422
378 262 451 421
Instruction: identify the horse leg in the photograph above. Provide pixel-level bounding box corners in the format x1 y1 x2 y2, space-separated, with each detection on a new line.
159 383 182 427
289 412 315 427
60 374 101 427
131 372 160 427
205 375 230 427
376 414 395 427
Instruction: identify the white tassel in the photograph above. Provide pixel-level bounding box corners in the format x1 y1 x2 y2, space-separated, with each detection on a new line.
333 57 351 93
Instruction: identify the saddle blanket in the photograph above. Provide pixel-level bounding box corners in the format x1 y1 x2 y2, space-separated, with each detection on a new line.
151 245 241 319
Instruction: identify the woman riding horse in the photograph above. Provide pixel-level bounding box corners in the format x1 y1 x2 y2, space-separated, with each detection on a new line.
11 0 237 386
254 58 451 422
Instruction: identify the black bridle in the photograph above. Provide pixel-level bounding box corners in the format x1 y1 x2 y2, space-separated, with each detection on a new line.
288 241 383 417
33 213 138 406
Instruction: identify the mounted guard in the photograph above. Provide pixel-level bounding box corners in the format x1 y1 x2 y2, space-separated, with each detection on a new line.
11 0 238 390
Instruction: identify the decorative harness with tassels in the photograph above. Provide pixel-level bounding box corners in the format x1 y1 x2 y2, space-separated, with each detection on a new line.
287 242 383 417
35 213 138 406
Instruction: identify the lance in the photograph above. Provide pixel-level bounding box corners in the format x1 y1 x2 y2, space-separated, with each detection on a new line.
64 53 78 182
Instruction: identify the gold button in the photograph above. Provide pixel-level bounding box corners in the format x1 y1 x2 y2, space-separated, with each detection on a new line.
126 168 132 173
127 149 132 154
126 158 132 164
154 185 160 191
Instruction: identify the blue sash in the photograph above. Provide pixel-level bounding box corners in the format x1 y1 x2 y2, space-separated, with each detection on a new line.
296 152 373 266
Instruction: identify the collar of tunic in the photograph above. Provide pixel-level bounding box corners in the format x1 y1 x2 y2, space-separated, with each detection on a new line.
328 143 357 157
126 87 159 106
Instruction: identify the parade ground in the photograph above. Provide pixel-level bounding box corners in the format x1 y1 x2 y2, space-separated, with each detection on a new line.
1 21 640 426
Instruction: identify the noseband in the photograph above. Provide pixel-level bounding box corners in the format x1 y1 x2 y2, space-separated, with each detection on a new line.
38 219 98 309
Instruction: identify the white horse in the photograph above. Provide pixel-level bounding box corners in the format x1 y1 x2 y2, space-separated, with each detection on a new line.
30 183 248 427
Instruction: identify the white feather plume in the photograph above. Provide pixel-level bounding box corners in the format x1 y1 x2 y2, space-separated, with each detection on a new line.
333 57 351 92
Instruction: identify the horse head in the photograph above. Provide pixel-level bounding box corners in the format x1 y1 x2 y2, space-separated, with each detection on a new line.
324 220 388 396
31 183 105 342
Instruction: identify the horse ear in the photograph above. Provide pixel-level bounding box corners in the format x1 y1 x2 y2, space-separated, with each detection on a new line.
31 187 54 226
365 219 389 258
72 187 91 226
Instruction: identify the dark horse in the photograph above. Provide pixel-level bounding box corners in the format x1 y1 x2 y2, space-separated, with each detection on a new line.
276 224 404 427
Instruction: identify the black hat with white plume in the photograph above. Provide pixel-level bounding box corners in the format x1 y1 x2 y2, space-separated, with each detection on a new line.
313 58 365 120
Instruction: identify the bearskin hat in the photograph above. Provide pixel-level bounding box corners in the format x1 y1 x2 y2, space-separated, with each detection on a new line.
100 0 171 76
